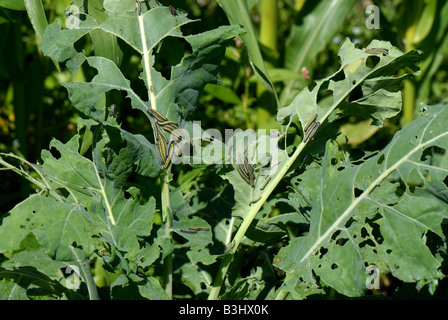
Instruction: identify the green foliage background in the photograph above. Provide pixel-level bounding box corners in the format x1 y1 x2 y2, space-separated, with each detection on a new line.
0 0 447 300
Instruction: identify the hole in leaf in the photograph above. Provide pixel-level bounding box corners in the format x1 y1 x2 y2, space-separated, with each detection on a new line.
336 238 348 246
345 217 356 228
331 263 338 270
318 247 328 258
307 81 317 91
443 175 448 189
354 187 363 198
332 69 346 82
361 227 369 238
377 154 385 165
337 166 345 171
49 146 61 159
330 157 338 165
386 249 392 254
365 55 380 68
153 36 191 80
410 135 419 145
420 147 433 162
359 239 375 248
331 230 341 241
348 84 363 102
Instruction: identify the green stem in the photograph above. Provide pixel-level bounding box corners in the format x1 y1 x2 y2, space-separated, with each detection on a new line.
274 289 289 300
137 8 157 110
208 141 307 300
69 246 100 300
257 0 278 128
209 83 351 299
260 0 278 55
402 78 416 126
161 172 173 297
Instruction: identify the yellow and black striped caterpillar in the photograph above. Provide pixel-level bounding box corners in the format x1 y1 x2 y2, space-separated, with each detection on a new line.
147 108 188 169
236 153 255 187
303 113 320 142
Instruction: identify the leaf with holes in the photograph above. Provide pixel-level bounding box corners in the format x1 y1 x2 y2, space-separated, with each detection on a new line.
274 103 448 298
278 38 423 138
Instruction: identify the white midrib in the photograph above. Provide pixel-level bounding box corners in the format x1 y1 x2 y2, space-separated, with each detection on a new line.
138 13 156 110
299 127 448 265
93 161 115 225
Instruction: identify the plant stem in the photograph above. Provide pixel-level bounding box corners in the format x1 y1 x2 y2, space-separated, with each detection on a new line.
257 0 278 128
69 246 100 300
137 9 157 110
402 78 416 126
208 141 307 300
161 172 173 297
209 77 352 298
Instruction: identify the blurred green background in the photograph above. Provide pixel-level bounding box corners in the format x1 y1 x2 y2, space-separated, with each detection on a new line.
0 0 447 228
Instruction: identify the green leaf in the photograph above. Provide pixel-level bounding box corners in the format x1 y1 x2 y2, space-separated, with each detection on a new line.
0 266 68 299
160 25 244 118
24 0 47 40
217 0 279 108
280 0 358 105
279 38 423 132
0 125 158 259
0 194 95 261
0 0 25 11
87 0 126 67
275 103 448 298
63 56 149 121
40 5 242 132
219 130 288 220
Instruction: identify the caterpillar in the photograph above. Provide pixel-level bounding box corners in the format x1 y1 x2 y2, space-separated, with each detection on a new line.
224 241 235 254
260 176 271 191
189 226 210 232
180 228 198 234
169 5 177 16
303 113 317 132
147 108 169 122
155 133 167 165
303 121 320 142
365 48 389 55
236 153 255 187
249 196 262 206
135 0 141 15
303 114 320 142
162 141 175 169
